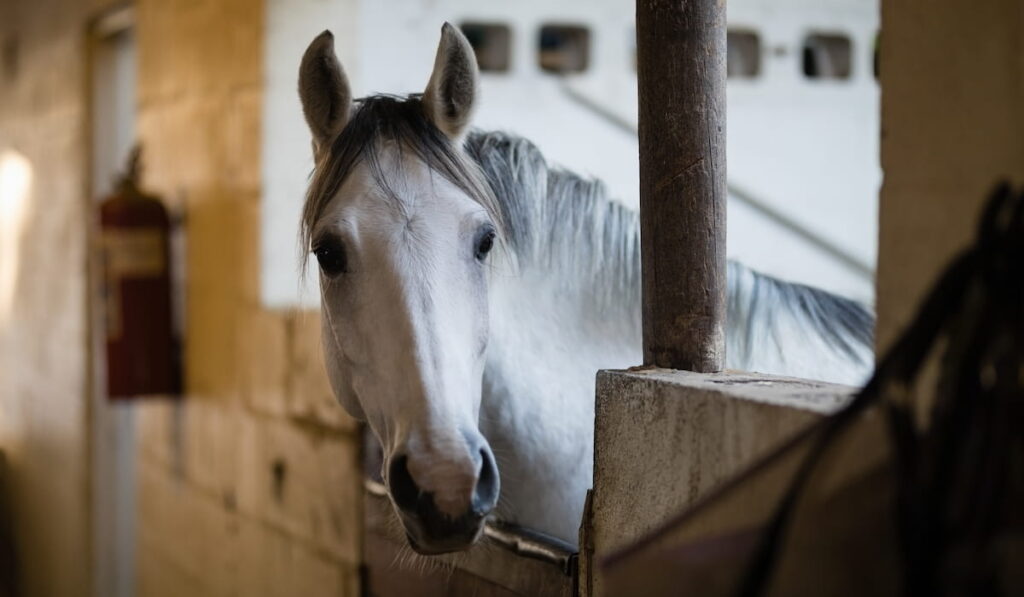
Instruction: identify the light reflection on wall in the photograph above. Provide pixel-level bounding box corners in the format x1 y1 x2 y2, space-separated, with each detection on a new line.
0 149 33 326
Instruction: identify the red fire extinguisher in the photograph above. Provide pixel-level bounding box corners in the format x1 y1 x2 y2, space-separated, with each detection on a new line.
99 147 178 399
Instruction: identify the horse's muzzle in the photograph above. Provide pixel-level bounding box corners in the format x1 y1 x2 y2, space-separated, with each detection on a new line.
388 448 499 554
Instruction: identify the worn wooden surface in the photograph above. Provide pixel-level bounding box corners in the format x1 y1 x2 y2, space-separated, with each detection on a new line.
362 483 576 596
637 0 727 372
362 431 576 597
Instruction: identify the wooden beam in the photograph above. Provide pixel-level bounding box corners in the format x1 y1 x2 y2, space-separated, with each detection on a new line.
637 0 727 372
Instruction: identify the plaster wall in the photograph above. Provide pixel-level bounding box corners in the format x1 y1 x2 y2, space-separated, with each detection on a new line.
0 1 119 594
876 0 1024 352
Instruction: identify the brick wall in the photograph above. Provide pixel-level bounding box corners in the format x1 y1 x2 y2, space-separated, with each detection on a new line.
132 1 363 595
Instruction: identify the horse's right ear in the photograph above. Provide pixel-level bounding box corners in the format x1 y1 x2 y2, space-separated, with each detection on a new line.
299 30 352 157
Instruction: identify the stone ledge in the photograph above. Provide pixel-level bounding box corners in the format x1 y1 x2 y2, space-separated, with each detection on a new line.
607 368 855 413
585 368 855 596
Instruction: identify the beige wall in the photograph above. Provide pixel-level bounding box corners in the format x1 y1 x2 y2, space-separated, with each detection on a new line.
131 0 362 595
877 0 1024 352
0 0 119 594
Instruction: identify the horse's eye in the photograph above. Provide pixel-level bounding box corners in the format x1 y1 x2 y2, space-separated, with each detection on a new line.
475 229 496 261
313 238 347 276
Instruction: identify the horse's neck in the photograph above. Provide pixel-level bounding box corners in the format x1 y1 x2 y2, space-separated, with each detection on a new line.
485 256 873 394
479 256 640 542
484 256 641 418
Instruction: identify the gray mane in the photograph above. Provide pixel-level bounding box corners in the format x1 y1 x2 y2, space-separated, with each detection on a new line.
465 131 641 307
464 130 873 368
301 93 873 367
726 262 874 368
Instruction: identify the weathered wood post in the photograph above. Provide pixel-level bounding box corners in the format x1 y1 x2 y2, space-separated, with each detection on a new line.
637 0 727 372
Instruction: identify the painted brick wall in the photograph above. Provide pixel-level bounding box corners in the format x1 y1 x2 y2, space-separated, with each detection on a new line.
132 0 363 595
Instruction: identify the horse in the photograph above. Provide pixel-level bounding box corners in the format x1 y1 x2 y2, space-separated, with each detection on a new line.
297 23 874 554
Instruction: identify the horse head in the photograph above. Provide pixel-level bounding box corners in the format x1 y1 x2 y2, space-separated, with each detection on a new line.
298 24 501 554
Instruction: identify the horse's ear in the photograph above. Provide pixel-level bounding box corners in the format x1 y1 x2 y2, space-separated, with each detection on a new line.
299 30 352 157
422 22 479 142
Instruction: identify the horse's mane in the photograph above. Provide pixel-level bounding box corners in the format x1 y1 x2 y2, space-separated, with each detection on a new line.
464 129 874 370
301 93 873 372
726 262 874 369
466 131 872 370
465 131 641 307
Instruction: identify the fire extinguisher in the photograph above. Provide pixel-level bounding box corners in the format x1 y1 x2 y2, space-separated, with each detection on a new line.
99 147 178 399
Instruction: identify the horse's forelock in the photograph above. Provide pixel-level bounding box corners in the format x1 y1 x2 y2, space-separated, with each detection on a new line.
300 94 503 269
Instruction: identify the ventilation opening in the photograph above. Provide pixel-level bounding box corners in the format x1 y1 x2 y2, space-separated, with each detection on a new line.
802 33 852 79
727 30 761 79
538 25 590 74
461 22 511 73
873 32 880 80
629 27 637 72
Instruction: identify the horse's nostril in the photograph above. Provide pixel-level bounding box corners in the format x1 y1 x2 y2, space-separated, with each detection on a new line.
471 448 500 517
388 455 420 513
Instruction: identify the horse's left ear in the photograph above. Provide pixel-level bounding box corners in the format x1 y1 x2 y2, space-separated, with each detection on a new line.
423 22 479 142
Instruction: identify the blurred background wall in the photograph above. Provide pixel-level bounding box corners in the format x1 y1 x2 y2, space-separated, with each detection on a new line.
0 1 118 594
876 0 1024 353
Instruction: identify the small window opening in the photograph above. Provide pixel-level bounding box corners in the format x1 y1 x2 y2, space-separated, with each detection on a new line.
538 25 590 74
461 22 511 73
727 30 761 78
873 32 880 80
802 33 852 79
629 27 637 72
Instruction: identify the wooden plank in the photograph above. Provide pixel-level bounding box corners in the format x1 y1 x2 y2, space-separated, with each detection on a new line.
637 0 727 372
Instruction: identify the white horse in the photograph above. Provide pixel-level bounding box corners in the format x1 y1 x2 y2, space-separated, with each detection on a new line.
297 24 873 553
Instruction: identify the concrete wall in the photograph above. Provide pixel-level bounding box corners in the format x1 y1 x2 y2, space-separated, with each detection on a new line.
131 0 362 595
876 0 1024 352
0 1 119 594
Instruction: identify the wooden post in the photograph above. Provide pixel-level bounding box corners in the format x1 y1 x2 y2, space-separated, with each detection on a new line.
637 0 727 372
